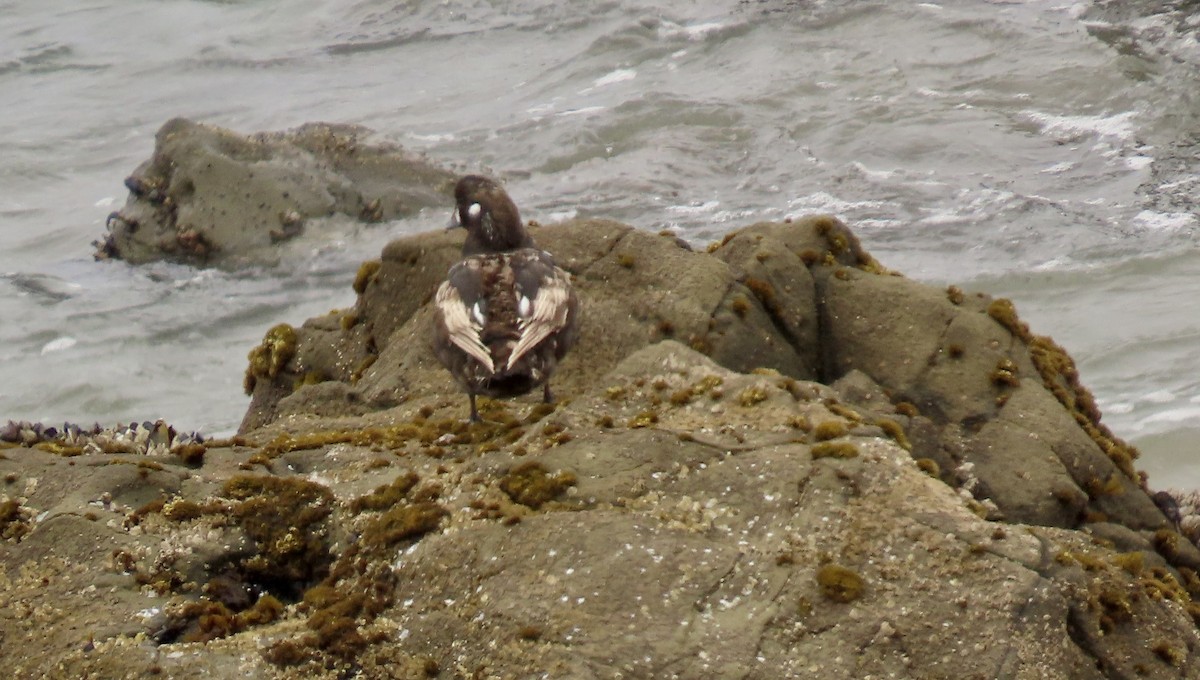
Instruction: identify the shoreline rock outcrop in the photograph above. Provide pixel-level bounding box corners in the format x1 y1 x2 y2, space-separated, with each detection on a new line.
93 118 456 267
5 206 1200 677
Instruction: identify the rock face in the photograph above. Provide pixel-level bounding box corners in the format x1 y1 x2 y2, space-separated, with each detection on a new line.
244 215 1175 538
5 215 1200 678
93 118 456 267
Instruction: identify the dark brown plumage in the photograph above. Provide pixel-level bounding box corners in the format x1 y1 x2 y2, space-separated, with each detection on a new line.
432 176 580 421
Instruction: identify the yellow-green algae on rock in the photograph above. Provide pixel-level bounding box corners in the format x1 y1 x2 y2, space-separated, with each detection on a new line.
243 323 298 394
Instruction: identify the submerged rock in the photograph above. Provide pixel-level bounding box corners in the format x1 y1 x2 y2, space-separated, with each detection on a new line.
5 211 1198 678
93 118 456 267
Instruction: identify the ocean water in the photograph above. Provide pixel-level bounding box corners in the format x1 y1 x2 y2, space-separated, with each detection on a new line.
1 1 1197 484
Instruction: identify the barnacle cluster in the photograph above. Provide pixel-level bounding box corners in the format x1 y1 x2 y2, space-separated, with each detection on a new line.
0 419 204 458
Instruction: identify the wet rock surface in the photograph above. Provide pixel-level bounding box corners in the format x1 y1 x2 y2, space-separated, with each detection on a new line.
5 216 1200 678
93 118 456 267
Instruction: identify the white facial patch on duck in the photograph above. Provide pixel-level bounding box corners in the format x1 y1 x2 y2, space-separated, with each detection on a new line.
472 301 486 326
517 295 532 322
467 203 482 219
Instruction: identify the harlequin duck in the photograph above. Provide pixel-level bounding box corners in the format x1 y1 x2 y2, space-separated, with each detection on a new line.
432 176 581 421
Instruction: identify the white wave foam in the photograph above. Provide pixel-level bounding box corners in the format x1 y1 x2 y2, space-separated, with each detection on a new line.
1141 405 1200 427
851 162 896 181
41 337 77 354
1040 161 1074 174
1133 210 1197 230
1125 152 1154 170
656 20 731 42
406 132 455 143
545 209 578 222
1019 110 1137 142
668 200 720 215
787 192 889 215
592 69 637 88
1143 389 1177 404
557 106 606 117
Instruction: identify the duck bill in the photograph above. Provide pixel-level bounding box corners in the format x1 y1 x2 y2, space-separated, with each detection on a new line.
446 209 463 231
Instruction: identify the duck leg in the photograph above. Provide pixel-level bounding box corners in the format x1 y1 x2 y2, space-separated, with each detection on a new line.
469 393 481 422
542 383 553 404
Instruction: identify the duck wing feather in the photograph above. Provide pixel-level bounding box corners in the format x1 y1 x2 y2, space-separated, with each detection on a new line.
435 279 495 374
507 259 573 371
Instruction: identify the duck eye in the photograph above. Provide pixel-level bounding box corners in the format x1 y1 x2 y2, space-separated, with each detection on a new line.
467 203 482 219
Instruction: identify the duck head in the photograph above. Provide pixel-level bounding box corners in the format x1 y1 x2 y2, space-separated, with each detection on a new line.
450 175 536 256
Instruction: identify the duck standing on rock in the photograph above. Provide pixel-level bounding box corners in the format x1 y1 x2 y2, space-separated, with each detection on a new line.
432 176 581 421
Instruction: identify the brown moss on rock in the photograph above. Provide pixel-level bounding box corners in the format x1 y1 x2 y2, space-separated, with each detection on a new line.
222 474 335 596
158 593 286 644
1092 583 1134 634
875 418 911 451
360 502 447 552
986 298 1143 482
0 498 30 541
812 420 849 441
499 461 577 509
744 277 779 314
816 564 865 603
915 458 941 478
172 442 206 467
161 498 222 522
353 259 382 295
628 410 659 429
1152 641 1185 666
991 358 1020 388
253 413 520 460
350 471 420 513
811 442 859 459
262 492 444 670
737 385 769 407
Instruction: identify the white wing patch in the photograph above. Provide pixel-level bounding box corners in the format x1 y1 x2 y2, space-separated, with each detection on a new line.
436 282 494 373
507 276 571 371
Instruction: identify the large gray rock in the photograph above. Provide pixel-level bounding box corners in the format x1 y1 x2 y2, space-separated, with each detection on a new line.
239 218 826 431
93 118 456 267
4 342 1198 679
242 215 1176 538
